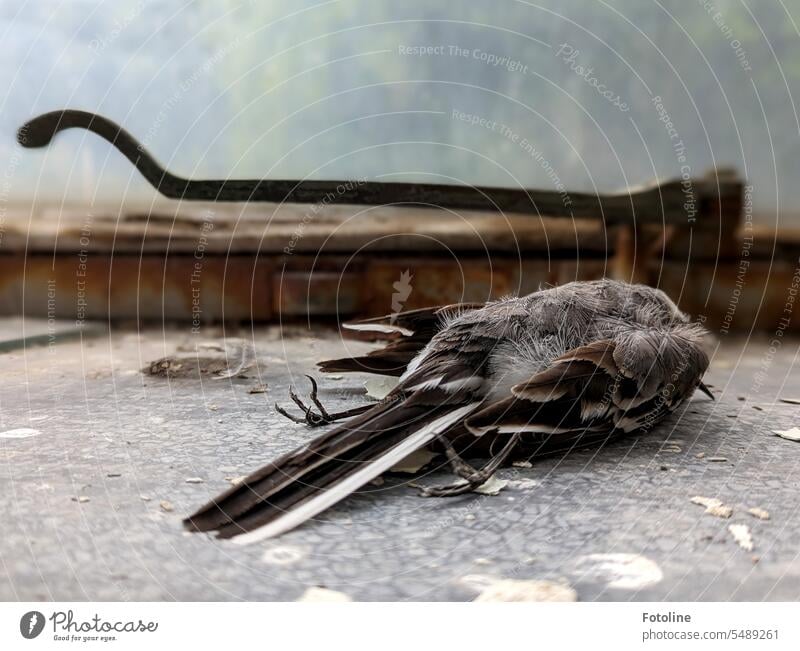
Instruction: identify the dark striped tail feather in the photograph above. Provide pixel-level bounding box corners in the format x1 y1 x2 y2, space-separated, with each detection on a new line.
183 392 478 544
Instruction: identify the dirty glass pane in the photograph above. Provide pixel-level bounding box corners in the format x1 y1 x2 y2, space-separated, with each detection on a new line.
0 0 797 222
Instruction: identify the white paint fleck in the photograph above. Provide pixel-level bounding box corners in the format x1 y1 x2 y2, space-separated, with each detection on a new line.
474 578 577 602
0 428 41 439
571 553 663 590
691 495 733 518
296 587 351 602
262 545 305 566
729 523 754 551
185 477 204 484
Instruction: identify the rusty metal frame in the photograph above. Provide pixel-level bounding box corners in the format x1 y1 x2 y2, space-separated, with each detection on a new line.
18 109 740 225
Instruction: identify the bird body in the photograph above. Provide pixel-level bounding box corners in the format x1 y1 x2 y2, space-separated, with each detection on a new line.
185 280 710 543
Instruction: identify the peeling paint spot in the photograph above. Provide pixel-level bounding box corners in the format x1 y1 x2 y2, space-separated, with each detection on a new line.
691 495 733 518
296 587 351 602
729 524 754 551
472 578 576 602
262 545 305 566
572 553 663 590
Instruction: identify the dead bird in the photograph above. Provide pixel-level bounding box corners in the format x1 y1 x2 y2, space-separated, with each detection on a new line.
184 279 712 543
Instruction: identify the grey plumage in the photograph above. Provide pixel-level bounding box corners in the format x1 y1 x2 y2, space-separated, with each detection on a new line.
185 279 710 542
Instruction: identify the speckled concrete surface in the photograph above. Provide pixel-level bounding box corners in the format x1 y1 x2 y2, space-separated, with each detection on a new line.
1 326 799 601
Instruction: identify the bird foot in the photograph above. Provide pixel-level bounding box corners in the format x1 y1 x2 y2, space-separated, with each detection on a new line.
418 433 521 497
275 375 371 427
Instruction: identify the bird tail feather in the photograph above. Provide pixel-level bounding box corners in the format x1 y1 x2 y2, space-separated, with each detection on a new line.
183 400 478 543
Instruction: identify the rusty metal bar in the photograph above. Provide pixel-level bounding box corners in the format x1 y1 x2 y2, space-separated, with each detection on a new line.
18 110 740 224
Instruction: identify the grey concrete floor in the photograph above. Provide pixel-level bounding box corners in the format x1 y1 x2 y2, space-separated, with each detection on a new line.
1 323 799 601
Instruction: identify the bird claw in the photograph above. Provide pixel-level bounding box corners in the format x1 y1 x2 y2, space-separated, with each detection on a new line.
418 433 522 498
276 375 371 427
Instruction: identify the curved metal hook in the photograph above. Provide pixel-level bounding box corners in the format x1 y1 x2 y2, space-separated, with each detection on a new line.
16 109 724 222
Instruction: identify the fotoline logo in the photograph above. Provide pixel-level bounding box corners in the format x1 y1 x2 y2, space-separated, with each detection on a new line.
20 611 45 639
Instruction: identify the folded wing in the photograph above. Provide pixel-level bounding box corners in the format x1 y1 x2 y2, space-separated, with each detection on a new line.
318 303 483 376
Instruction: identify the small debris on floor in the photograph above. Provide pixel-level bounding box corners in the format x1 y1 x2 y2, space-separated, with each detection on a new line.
72 496 90 503
747 507 770 520
247 383 268 394
508 478 540 490
474 558 492 566
729 523 754 551
140 495 151 502
473 476 508 496
364 376 400 400
212 339 258 380
146 355 228 378
159 500 174 512
106 472 122 478
512 460 533 468
707 456 729 462
474 578 577 602
691 495 733 518
226 476 246 486
185 477 204 484
774 427 800 442
296 586 352 602
779 397 800 405
369 476 385 487
0 428 41 439
464 513 476 521
262 545 305 566
695 452 706 459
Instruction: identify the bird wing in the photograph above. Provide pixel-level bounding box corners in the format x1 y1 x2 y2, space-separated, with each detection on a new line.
317 302 483 376
465 323 710 440
185 312 494 543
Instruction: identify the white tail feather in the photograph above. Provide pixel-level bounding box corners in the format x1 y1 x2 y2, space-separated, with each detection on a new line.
231 403 480 545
